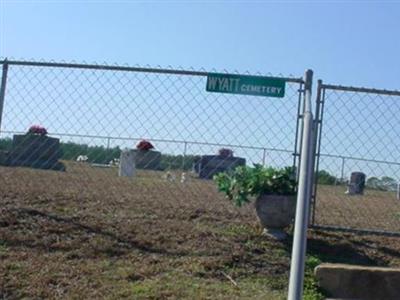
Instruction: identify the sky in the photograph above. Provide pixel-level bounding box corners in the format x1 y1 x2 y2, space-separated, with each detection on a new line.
1 1 400 89
1 0 400 179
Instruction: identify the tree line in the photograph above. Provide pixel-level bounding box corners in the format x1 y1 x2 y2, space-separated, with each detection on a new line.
316 169 397 191
0 138 198 171
0 137 398 189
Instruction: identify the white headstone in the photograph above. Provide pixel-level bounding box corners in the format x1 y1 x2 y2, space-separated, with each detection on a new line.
118 150 136 177
180 172 186 183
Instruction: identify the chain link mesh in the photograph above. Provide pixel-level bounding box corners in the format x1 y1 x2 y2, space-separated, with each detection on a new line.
0 62 303 298
0 60 303 221
313 84 400 234
3 60 400 297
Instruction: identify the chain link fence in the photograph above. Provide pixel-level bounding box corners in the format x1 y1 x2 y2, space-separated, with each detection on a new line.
2 58 400 298
312 82 400 235
0 62 304 155
0 59 304 220
2 59 400 238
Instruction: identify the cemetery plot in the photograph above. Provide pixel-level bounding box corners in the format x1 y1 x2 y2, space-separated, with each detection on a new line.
0 163 400 298
314 185 400 232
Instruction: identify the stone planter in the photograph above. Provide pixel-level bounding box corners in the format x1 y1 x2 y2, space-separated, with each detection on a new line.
315 263 400 299
255 194 296 240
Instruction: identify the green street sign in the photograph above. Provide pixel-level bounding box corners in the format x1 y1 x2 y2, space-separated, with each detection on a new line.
206 73 285 98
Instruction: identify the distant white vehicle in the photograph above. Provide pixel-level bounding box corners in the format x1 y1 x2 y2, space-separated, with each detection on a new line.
76 155 88 162
109 158 120 166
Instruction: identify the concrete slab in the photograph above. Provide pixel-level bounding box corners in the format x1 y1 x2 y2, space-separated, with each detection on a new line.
315 263 400 300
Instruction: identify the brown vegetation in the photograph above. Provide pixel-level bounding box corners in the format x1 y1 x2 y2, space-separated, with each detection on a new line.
0 162 399 299
314 185 400 232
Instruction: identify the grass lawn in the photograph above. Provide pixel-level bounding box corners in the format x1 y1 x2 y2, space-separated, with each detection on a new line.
314 184 400 232
1 162 399 299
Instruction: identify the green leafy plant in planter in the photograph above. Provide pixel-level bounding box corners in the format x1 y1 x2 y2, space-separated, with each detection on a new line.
214 164 296 205
214 164 297 239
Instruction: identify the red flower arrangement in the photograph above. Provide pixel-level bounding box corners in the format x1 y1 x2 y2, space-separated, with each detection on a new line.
218 148 233 158
28 125 48 136
136 140 154 151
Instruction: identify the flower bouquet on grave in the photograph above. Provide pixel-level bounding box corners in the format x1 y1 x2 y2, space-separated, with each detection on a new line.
136 140 154 151
27 125 48 136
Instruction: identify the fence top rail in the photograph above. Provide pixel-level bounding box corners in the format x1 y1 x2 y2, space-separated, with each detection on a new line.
321 83 400 97
311 225 400 238
319 152 400 167
0 130 294 154
0 59 304 84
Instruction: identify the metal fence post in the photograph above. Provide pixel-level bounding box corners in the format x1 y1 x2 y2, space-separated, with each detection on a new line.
397 182 400 201
0 60 9 133
262 148 266 166
293 82 304 177
288 69 314 300
106 137 111 150
181 141 187 170
340 157 345 183
310 80 323 226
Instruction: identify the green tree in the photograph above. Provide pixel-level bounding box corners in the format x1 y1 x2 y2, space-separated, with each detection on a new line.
366 176 381 190
0 138 12 151
159 154 200 171
366 176 398 191
380 176 397 191
317 170 337 185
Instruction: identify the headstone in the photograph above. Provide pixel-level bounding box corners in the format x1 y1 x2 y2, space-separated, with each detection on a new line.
180 172 186 183
346 172 366 195
5 134 65 171
133 150 161 170
195 155 246 179
119 149 136 177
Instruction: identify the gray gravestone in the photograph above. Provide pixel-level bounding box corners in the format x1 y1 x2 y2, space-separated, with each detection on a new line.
119 149 136 177
133 150 161 170
346 172 366 195
195 155 246 179
6 134 65 171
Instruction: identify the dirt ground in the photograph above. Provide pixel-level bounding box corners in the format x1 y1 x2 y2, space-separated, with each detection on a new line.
314 185 400 232
1 162 400 299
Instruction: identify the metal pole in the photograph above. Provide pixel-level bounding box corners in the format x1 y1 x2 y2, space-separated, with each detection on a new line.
293 82 304 172
182 142 187 170
288 69 314 300
296 83 306 181
0 61 9 133
106 137 111 150
341 157 345 183
310 80 323 226
262 148 266 166
2 59 304 84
